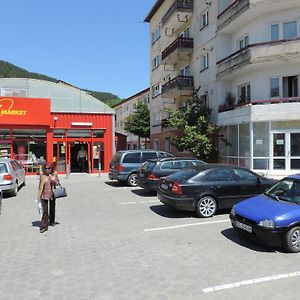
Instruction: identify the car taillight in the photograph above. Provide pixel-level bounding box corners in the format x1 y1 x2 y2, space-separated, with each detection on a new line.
171 182 182 195
118 165 125 171
148 174 158 180
4 174 13 180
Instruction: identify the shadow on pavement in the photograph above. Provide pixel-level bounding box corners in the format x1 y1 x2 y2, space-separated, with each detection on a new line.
150 204 194 219
221 228 281 253
32 221 42 228
104 181 127 188
131 189 157 198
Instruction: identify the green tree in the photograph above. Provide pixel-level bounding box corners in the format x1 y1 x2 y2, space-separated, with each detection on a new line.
166 91 218 161
124 102 150 147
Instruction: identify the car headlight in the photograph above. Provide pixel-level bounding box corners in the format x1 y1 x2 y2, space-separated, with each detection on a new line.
230 206 236 216
258 219 275 229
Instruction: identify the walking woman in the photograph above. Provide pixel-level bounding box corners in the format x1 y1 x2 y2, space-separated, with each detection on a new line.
37 163 59 233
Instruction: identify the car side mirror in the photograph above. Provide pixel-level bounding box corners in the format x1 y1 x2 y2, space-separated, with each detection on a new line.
257 177 261 184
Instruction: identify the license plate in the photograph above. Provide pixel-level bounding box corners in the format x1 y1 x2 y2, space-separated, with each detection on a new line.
235 221 252 233
161 183 168 190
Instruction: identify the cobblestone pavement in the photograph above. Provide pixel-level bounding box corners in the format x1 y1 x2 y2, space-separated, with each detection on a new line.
1 174 300 300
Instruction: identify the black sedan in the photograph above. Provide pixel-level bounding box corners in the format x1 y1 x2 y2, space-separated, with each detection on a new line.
157 164 276 218
137 157 205 191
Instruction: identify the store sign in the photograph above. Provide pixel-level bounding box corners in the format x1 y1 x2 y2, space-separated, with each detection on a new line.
0 97 51 126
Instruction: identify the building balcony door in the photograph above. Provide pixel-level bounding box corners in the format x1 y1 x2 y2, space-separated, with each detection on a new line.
272 132 300 171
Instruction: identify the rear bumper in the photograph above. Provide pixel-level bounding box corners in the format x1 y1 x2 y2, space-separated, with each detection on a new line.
0 182 14 192
230 214 286 248
108 172 128 181
137 179 159 191
157 191 195 211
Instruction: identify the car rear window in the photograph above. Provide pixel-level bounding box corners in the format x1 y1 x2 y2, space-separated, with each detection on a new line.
111 152 122 164
167 170 199 183
142 161 157 171
123 152 141 163
0 163 8 173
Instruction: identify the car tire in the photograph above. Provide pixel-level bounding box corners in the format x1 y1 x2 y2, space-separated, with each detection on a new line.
127 173 138 187
11 182 18 197
284 227 300 253
196 196 217 218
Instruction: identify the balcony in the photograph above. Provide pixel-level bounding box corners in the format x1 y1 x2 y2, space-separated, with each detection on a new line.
217 38 300 79
162 37 193 65
218 97 300 126
217 0 249 31
162 0 193 31
162 76 194 99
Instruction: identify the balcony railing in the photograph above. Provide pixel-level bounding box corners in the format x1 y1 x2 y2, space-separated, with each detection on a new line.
218 97 300 113
217 0 250 30
217 37 300 76
162 37 193 61
162 0 193 25
162 76 194 95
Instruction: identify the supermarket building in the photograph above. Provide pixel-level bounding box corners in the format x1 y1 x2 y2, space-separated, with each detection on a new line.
0 78 115 174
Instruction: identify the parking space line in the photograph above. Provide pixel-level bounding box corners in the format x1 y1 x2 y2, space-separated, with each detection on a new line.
202 271 300 293
119 200 160 205
144 219 229 232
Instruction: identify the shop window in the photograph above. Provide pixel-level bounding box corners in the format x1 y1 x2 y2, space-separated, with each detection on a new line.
54 130 65 138
67 130 91 138
93 130 104 138
253 122 269 157
0 129 11 158
228 125 238 156
239 123 250 157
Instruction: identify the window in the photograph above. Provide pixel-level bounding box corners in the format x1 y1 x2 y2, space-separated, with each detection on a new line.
204 168 233 182
238 83 251 103
153 55 161 70
161 162 173 170
152 84 161 98
179 27 190 38
270 78 280 98
1 88 27 97
0 163 8 173
141 152 157 162
154 113 161 125
158 152 172 158
232 168 257 182
201 53 209 71
238 35 249 49
164 139 171 153
271 24 279 41
153 139 160 150
180 65 190 77
201 11 209 30
283 21 297 39
123 152 141 163
152 26 161 44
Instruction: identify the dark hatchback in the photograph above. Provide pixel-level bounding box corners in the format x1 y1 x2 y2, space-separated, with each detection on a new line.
157 164 276 218
137 157 205 191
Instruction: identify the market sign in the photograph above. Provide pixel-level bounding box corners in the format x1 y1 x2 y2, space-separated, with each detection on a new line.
0 97 51 126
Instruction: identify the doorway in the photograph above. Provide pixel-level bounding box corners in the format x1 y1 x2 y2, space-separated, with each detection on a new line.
70 143 89 173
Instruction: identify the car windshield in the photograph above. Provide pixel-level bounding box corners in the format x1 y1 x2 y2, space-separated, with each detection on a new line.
265 178 300 204
167 169 199 183
0 163 8 173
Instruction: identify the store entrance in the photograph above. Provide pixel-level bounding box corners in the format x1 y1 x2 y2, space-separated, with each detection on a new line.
70 143 89 173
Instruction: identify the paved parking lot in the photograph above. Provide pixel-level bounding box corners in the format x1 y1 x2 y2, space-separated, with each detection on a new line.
1 174 300 300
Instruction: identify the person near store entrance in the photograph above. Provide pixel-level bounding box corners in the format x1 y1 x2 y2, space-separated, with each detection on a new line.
77 146 87 172
37 163 59 233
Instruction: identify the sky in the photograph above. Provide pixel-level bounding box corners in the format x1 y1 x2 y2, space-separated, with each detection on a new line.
1 0 157 99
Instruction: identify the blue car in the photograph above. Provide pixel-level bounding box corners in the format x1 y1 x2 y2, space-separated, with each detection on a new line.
230 175 300 252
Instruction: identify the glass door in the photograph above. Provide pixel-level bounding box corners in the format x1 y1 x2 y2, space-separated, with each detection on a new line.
272 133 287 170
290 133 300 170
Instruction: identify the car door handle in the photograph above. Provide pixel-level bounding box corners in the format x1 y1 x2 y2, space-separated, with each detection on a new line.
211 185 221 189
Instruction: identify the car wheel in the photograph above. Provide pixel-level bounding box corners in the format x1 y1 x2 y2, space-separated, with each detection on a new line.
11 182 18 197
127 174 138 187
284 227 300 253
196 196 217 218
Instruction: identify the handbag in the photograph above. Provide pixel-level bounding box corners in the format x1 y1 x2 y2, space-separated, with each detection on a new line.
53 184 67 199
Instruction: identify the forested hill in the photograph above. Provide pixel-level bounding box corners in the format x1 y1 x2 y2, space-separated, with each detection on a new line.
0 60 122 107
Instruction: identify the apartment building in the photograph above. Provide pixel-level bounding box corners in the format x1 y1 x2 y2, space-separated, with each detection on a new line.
146 0 300 176
113 88 150 149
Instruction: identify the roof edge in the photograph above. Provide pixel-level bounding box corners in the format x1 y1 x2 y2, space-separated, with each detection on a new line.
144 0 165 23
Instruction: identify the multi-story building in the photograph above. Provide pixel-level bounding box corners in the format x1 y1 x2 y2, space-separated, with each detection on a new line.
146 0 300 177
113 88 150 150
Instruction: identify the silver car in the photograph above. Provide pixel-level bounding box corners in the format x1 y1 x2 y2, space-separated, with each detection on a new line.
0 158 26 196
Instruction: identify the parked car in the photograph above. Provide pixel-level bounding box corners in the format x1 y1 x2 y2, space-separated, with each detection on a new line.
230 175 300 253
157 164 276 218
137 157 205 191
0 158 26 196
109 150 172 187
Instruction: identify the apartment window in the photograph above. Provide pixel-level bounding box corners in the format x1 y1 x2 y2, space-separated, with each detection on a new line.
179 27 190 38
153 55 161 70
283 21 297 39
164 139 171 153
180 65 190 77
152 26 161 44
152 83 161 98
201 53 209 71
155 113 161 125
201 11 209 30
283 76 298 98
238 83 251 103
143 95 150 105
238 35 249 50
153 139 160 151
270 78 280 98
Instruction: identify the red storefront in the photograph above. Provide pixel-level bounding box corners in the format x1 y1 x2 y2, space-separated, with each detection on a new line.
0 96 114 174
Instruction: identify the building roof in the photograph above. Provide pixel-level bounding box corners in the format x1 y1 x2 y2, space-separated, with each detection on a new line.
144 0 165 23
112 88 150 108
